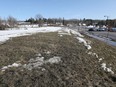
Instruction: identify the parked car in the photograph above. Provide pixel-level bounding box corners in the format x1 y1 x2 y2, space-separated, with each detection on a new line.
97 28 106 31
88 28 94 31
111 28 116 32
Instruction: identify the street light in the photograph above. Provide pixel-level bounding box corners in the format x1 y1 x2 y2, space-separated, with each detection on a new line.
104 15 108 20
104 15 109 27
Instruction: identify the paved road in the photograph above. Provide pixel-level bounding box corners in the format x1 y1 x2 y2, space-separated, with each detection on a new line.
70 26 116 46
87 31 116 41
82 29 116 46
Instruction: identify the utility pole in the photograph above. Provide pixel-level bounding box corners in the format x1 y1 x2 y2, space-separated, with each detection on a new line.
62 17 65 26
104 15 109 44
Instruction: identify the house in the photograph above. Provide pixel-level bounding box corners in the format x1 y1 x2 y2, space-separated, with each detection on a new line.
17 21 31 25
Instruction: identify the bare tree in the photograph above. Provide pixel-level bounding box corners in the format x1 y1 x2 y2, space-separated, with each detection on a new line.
7 16 17 28
35 14 43 27
0 17 6 30
0 17 3 26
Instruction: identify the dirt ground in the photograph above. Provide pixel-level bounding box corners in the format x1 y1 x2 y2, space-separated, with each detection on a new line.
0 31 116 87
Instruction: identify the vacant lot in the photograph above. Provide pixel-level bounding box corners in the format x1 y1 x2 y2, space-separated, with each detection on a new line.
0 30 116 87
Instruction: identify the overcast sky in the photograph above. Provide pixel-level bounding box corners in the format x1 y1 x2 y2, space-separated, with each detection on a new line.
0 0 116 20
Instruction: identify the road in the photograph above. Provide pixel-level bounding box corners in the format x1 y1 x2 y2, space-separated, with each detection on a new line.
87 31 116 41
70 26 116 46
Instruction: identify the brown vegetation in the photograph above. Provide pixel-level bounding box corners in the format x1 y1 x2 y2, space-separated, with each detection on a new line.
0 32 116 87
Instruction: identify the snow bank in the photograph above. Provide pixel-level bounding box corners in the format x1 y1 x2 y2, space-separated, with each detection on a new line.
0 27 62 43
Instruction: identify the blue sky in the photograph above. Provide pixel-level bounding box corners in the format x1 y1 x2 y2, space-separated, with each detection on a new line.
0 0 116 20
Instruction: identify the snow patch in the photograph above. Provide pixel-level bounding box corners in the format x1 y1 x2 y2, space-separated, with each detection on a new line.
58 28 71 36
36 53 42 57
58 28 84 37
88 52 98 58
0 53 61 71
24 56 44 70
1 63 21 71
46 56 61 64
101 63 114 74
24 55 61 70
76 37 92 50
58 28 92 50
0 27 62 44
45 51 51 55
59 34 63 37
70 30 84 37
99 58 103 62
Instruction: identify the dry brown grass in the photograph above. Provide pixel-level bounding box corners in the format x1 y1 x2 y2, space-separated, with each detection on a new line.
0 32 116 87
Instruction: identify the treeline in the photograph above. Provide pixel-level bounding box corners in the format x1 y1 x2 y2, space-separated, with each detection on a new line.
0 16 17 30
25 14 82 26
82 19 116 27
1 14 116 30
25 16 116 27
25 17 83 27
25 15 66 26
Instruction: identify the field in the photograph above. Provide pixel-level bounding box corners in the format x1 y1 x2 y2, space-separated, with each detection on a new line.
0 27 116 87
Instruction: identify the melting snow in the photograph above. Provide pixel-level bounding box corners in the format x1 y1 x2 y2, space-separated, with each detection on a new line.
58 28 84 37
88 52 98 58
58 28 71 36
99 58 103 62
24 55 61 70
70 30 84 37
1 63 21 71
88 52 99 58
87 51 114 74
0 27 62 44
45 51 51 55
76 37 92 50
46 56 61 64
24 56 45 70
0 27 92 50
59 35 63 37
1 56 61 71
101 63 114 74
58 28 91 50
37 53 42 57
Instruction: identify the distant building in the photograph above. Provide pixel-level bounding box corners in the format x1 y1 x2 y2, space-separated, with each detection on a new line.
17 21 31 25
